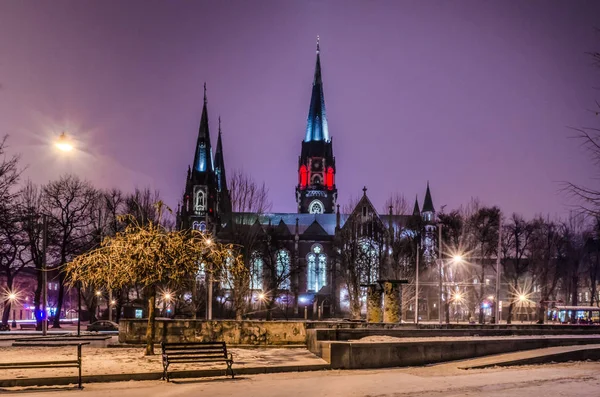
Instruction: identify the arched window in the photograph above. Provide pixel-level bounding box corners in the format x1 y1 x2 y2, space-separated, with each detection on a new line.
276 249 290 290
312 174 322 185
299 165 308 188
307 244 327 292
309 200 324 214
192 221 207 232
326 167 334 190
250 252 263 290
194 188 206 214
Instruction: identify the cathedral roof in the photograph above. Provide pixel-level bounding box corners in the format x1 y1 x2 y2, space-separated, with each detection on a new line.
222 211 411 238
304 37 329 143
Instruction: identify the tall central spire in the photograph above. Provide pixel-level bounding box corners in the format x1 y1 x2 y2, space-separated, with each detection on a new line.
304 36 329 142
193 83 213 173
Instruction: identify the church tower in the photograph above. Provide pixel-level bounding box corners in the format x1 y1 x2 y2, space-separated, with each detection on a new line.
296 37 337 214
181 84 220 232
421 182 437 263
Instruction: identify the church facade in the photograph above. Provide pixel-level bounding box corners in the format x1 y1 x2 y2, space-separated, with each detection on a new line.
178 41 437 318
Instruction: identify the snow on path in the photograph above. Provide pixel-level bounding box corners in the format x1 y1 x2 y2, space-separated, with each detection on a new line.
0 346 325 379
3 362 600 397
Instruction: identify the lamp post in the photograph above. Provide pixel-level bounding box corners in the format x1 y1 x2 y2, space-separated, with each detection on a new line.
414 244 420 324
41 213 48 335
9 293 17 328
205 238 213 321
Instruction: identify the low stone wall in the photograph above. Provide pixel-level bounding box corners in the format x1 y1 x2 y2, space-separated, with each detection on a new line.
118 319 307 345
325 336 600 369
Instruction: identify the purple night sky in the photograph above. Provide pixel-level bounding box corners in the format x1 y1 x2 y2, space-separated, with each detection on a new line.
1 1 599 218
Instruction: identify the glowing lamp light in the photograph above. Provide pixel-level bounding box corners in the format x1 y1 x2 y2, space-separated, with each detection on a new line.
258 293 266 301
8 293 16 301
95 290 102 297
452 255 463 263
110 300 116 306
518 294 527 302
55 132 73 152
206 238 213 246
164 293 172 301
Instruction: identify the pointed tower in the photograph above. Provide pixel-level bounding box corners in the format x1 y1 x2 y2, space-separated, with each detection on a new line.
181 84 219 232
296 37 338 214
214 117 232 214
422 182 435 223
421 182 437 264
412 195 420 217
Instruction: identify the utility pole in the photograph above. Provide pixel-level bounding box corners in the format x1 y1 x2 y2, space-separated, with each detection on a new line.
415 244 420 324
495 216 502 324
41 214 48 336
438 224 442 325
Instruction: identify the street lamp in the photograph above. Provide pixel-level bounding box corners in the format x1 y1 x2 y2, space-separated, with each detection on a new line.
55 132 73 152
8 292 17 328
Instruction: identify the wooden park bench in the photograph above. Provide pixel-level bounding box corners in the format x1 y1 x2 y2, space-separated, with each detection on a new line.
0 343 85 388
19 323 36 330
161 341 234 381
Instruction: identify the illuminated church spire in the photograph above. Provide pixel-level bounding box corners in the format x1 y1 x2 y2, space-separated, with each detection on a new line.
304 36 329 142
214 117 227 193
193 83 214 173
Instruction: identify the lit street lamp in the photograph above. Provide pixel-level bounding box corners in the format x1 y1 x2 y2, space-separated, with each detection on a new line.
9 293 17 328
55 132 74 152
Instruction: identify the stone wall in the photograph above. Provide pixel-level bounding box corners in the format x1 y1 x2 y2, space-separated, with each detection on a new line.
326 336 600 369
118 319 307 345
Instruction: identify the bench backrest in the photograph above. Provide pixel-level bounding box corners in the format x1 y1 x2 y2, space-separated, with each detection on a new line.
161 342 228 359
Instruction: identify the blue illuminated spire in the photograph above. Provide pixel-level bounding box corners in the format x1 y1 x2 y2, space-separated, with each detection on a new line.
214 117 227 192
193 83 214 173
304 36 329 142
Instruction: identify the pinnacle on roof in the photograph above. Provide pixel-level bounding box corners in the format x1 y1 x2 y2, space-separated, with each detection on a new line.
422 182 435 213
214 116 227 192
193 83 214 173
413 195 420 216
304 36 329 142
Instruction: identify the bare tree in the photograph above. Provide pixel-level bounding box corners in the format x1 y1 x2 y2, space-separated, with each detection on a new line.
564 43 600 215
466 206 501 324
529 217 565 324
43 175 98 328
383 193 409 217
501 213 534 324
0 135 25 325
220 169 272 319
18 182 46 329
229 170 272 214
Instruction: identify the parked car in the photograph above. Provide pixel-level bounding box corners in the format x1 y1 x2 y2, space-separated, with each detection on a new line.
86 321 118 332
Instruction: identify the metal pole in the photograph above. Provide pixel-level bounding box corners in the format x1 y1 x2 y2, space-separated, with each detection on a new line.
207 265 213 320
41 214 48 336
77 282 81 336
415 244 420 324
108 289 113 322
438 225 442 325
495 216 502 324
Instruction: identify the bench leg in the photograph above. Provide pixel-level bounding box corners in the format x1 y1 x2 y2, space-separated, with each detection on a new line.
227 362 234 379
78 344 83 389
163 362 169 382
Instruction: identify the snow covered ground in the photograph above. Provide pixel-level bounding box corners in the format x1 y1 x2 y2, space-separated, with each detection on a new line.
352 334 600 343
0 346 325 379
3 362 600 396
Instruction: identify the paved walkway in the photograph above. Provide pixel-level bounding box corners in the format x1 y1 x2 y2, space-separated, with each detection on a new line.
4 362 600 397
